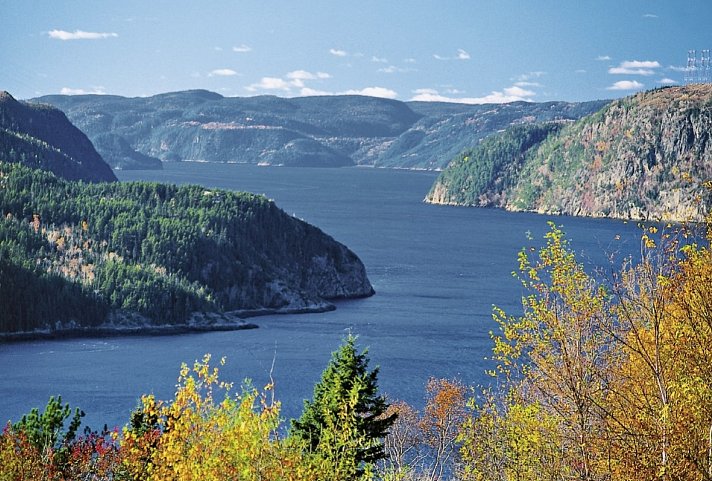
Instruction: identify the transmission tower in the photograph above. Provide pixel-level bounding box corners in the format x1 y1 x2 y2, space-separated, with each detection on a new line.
701 49 710 83
685 49 697 84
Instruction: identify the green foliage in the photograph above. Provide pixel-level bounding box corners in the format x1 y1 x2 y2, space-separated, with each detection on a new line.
13 395 85 469
0 162 369 334
428 123 562 206
291 334 396 479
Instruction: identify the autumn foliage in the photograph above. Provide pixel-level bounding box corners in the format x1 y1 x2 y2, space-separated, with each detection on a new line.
4 221 712 480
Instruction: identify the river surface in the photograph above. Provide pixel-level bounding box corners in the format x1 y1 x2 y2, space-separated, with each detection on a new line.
0 163 646 429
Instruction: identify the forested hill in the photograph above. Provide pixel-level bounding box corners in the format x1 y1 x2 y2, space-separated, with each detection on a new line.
33 90 607 170
427 85 712 222
0 162 374 336
0 91 116 182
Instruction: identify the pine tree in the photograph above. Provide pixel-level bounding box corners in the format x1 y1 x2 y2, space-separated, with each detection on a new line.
291 334 396 478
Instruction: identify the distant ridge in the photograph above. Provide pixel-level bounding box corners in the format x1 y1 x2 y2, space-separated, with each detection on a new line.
34 90 608 170
0 91 116 182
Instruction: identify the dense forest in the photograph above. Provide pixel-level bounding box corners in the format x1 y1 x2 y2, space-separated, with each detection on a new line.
0 162 373 335
3 221 712 480
425 122 562 206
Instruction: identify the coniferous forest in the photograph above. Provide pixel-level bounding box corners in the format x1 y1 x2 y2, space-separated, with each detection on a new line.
0 161 372 335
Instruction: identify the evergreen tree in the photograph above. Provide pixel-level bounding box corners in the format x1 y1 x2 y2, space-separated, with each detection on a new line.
291 334 396 478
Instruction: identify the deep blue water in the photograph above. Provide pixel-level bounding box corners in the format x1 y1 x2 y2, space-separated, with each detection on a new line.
0 163 646 429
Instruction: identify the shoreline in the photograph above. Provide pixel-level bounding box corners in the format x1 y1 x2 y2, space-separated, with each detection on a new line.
0 303 337 343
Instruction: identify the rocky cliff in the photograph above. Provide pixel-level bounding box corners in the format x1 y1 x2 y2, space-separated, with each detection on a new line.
428 85 712 222
0 91 116 182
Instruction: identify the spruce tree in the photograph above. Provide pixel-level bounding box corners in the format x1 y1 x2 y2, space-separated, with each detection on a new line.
291 334 396 477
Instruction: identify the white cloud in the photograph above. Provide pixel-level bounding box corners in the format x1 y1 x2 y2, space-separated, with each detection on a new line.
643 13 658 18
343 87 398 99
659 78 677 85
515 71 545 82
596 55 612 61
378 65 415 74
514 81 542 87
233 44 252 53
621 60 660 69
371 56 388 63
609 67 655 75
609 60 661 76
404 58 417 64
286 70 331 80
669 65 688 72
434 49 471 61
246 77 292 92
60 87 106 95
329 48 347 57
214 46 223 51
607 80 644 90
410 85 536 104
48 29 118 40
209 68 238 77
300 87 332 96
575 69 587 74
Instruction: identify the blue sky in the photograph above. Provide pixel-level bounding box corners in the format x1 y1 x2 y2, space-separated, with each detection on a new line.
3 1 711 103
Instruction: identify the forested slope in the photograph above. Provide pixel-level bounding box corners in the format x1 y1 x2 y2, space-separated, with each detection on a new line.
428 85 712 222
0 163 373 335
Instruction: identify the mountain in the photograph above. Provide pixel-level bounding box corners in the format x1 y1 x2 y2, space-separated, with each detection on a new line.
0 91 116 182
0 162 374 336
32 90 607 170
427 85 712 222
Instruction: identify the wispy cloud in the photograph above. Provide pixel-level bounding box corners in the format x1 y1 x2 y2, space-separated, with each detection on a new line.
246 70 332 93
575 69 587 74
514 81 542 87
411 85 536 104
60 86 106 95
515 71 545 82
329 48 348 57
607 80 644 91
643 13 658 18
343 87 398 99
608 60 661 76
246 77 292 92
209 68 238 77
404 58 417 64
233 44 252 53
285 70 331 87
669 65 688 72
371 56 388 63
378 65 416 74
596 55 611 61
659 78 677 85
434 49 470 61
48 29 118 40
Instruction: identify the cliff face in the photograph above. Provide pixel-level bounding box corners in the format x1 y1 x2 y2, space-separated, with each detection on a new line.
428 85 712 222
0 91 116 182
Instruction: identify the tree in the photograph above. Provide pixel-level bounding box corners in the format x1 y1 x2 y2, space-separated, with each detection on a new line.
291 334 396 479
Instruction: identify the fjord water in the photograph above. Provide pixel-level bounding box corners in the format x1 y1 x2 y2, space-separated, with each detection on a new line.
1 163 645 429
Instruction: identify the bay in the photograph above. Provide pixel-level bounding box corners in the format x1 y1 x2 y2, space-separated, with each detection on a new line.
0 163 645 429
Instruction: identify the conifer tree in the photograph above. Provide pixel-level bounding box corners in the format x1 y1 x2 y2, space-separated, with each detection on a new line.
291 334 396 478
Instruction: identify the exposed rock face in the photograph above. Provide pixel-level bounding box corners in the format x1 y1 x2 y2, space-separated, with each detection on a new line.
0 91 116 182
428 85 712 222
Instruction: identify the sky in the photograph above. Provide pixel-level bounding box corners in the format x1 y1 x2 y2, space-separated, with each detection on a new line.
3 1 711 104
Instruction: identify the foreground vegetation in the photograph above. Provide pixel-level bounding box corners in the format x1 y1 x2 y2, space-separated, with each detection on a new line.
3 220 712 480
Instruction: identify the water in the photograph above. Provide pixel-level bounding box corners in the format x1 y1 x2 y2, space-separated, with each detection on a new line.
0 163 645 430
